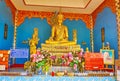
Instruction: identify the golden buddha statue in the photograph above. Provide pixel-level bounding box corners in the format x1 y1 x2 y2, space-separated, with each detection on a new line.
41 12 80 59
46 12 76 45
29 28 39 54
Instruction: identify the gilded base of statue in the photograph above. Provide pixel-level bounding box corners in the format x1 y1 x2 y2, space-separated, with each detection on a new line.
41 42 80 65
41 42 80 56
45 40 77 45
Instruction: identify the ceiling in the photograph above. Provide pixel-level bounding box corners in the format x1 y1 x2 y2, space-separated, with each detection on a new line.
10 0 105 14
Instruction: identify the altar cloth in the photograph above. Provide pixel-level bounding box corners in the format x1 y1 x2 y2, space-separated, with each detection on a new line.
0 76 116 81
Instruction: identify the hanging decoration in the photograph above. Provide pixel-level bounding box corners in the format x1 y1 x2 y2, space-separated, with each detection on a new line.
16 11 53 27
4 24 8 40
16 11 91 28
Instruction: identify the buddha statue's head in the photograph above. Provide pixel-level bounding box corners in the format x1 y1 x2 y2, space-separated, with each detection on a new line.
34 28 38 32
57 13 64 25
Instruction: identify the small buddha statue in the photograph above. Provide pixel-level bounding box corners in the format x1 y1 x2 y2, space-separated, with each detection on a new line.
73 30 77 42
46 12 76 45
29 28 39 54
86 47 89 53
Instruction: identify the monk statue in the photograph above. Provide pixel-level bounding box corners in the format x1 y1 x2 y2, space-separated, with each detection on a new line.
29 28 39 54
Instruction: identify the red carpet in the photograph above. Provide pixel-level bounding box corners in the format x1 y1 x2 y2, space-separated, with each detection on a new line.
10 64 24 68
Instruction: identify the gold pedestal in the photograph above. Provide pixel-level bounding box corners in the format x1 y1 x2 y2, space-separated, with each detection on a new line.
41 43 80 56
41 41 80 65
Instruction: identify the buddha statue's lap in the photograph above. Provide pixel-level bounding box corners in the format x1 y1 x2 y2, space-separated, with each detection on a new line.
46 35 76 45
46 39 76 45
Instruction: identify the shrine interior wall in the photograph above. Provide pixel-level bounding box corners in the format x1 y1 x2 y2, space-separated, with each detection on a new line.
93 7 118 59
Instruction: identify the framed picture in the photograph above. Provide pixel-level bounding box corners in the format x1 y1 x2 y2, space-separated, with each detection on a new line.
100 49 114 65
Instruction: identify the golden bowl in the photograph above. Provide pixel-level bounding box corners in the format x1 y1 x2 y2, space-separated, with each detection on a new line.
56 72 64 76
67 72 74 76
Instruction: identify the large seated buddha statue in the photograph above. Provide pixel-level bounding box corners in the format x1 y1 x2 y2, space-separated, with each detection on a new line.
42 12 80 54
46 12 76 45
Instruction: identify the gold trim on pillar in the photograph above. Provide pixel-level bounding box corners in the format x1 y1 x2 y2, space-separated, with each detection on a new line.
115 0 120 59
90 15 94 52
13 11 18 49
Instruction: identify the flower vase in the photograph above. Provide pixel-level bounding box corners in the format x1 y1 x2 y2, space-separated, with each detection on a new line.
73 68 78 73
37 67 42 75
45 72 48 75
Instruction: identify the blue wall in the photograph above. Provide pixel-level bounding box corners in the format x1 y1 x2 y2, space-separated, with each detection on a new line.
94 7 118 59
64 19 90 50
0 0 14 50
16 18 51 48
